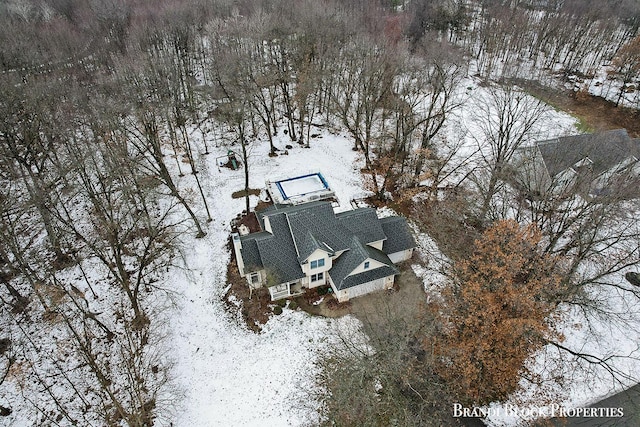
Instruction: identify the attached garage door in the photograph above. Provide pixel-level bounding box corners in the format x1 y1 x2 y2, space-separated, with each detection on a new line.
345 277 386 299
388 249 413 264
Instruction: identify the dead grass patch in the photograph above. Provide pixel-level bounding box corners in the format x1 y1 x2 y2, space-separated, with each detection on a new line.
294 287 351 318
511 78 640 137
233 212 261 233
231 188 260 199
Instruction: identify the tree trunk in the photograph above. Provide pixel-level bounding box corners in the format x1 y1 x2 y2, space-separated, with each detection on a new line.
239 124 251 214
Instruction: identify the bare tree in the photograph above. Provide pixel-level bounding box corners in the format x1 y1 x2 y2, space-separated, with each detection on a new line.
0 99 175 425
263 26 299 142
7 255 171 426
331 36 399 200
56 123 178 324
409 40 466 185
317 293 453 426
0 186 31 314
469 85 550 222
609 34 640 107
0 76 71 262
207 31 258 214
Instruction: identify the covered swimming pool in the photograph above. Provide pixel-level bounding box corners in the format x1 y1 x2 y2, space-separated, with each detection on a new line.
266 172 335 205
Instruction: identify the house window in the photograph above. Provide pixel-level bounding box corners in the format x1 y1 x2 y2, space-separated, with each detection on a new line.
310 258 325 269
311 272 324 282
364 261 370 269
250 272 260 284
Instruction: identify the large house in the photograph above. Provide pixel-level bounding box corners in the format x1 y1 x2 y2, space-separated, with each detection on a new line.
513 129 640 197
231 201 415 302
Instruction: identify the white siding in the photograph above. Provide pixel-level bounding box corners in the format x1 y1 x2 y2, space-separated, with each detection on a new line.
551 168 577 195
263 216 273 233
368 240 384 251
247 270 266 288
231 233 245 276
308 271 327 288
302 249 331 275
388 248 413 264
327 276 345 301
302 249 331 288
348 258 386 276
513 147 552 195
595 157 639 189
331 249 347 259
301 272 328 288
335 289 349 302
631 158 640 176
334 275 395 303
269 282 290 300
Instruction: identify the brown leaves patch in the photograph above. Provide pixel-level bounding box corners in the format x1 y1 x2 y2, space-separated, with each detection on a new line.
432 220 565 405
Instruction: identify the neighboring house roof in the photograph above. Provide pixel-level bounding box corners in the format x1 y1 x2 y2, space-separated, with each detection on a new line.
380 216 416 255
240 201 413 289
537 129 640 178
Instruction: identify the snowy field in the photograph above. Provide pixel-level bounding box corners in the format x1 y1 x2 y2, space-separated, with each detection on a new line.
165 130 367 426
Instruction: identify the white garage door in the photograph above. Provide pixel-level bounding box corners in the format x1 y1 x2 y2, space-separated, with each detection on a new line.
346 277 386 299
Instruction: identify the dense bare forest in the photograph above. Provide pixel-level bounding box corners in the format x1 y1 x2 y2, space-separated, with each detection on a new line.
2 0 640 425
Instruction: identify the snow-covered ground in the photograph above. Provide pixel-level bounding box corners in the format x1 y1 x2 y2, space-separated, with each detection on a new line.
581 65 640 110
168 83 640 426
407 78 640 425
414 75 579 192
165 129 367 426
3 75 639 426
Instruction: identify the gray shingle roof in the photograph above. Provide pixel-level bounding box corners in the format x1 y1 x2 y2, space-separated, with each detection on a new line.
380 217 416 255
336 208 387 244
364 242 396 266
241 200 413 290
338 266 398 290
285 203 351 261
297 230 334 261
243 214 305 285
537 129 640 178
329 236 396 290
239 233 267 272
